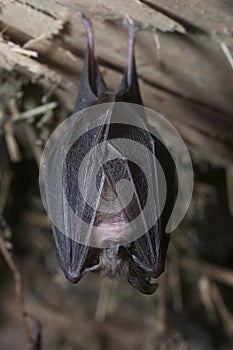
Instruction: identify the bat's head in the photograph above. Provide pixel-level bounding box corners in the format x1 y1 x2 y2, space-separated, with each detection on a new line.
99 246 130 278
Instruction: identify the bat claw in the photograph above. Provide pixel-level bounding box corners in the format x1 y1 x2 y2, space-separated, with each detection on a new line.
77 12 94 45
77 12 88 21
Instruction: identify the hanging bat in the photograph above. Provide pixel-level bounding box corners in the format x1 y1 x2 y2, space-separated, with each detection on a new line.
50 14 176 295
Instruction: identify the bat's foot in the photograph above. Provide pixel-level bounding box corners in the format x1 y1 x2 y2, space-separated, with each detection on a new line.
126 25 138 86
77 12 94 52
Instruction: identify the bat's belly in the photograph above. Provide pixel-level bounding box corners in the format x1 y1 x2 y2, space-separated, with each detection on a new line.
92 181 134 246
95 215 132 245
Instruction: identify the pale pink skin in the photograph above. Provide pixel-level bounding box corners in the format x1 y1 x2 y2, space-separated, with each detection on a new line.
91 215 133 246
98 219 132 240
90 180 133 244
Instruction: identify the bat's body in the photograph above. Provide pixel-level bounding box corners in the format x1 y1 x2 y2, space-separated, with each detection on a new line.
52 14 176 294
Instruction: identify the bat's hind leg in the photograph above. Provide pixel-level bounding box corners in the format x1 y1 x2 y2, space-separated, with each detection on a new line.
126 25 138 86
77 13 96 91
116 22 142 104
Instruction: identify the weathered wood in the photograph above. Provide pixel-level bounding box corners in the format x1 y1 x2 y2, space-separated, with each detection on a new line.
0 0 232 166
144 0 233 47
96 0 186 33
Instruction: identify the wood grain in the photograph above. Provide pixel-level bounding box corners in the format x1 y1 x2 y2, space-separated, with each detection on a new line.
0 0 232 165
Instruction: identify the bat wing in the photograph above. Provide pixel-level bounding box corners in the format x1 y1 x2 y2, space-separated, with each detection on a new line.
48 134 104 283
127 134 177 294
97 118 174 294
51 14 108 282
53 227 92 283
54 116 114 282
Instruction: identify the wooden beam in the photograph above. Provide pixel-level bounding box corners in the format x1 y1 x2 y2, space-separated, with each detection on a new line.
0 0 232 166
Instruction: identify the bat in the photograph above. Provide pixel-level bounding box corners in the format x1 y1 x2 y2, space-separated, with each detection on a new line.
50 14 176 295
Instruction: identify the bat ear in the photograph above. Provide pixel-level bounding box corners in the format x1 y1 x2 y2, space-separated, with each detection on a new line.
116 25 143 105
74 13 107 112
